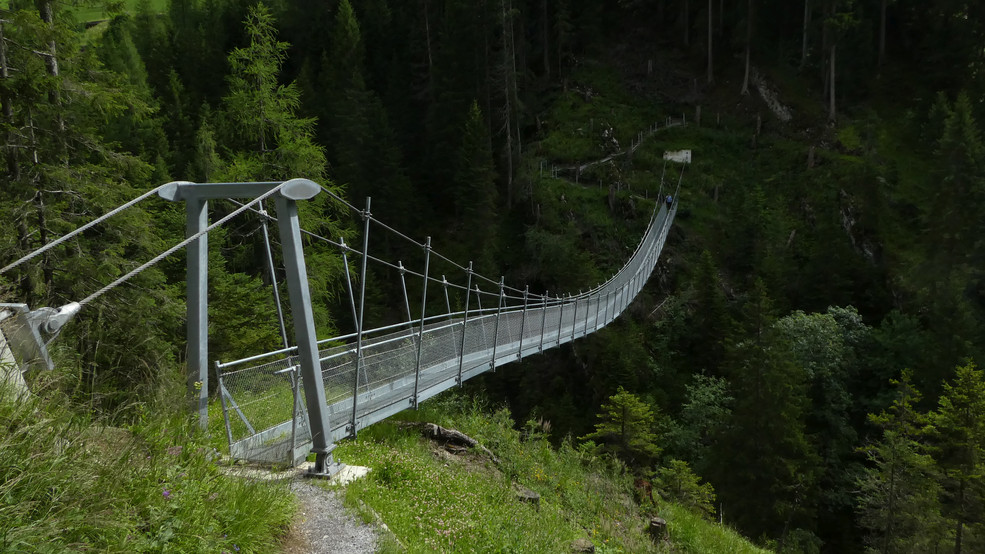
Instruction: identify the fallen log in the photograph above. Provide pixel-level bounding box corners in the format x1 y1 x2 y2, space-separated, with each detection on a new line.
399 421 499 464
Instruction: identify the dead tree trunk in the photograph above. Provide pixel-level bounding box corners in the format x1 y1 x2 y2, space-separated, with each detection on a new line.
35 0 62 291
402 421 500 462
423 0 434 92
707 0 714 84
501 0 515 206
683 0 690 46
740 0 753 94
828 43 836 121
801 0 810 69
0 19 19 182
37 1 63 136
718 0 724 35
878 0 887 66
542 0 550 78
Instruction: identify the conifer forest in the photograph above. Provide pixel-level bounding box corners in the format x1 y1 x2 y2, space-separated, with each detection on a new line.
3 0 985 552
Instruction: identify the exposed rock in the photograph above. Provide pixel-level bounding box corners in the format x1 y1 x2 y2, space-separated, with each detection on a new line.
571 537 595 552
514 484 540 509
751 68 793 122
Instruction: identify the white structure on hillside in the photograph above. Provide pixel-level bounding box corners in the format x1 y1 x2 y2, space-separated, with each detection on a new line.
663 149 692 164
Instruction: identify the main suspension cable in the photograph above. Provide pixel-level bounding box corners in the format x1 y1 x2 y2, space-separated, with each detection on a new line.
78 185 286 307
0 182 171 275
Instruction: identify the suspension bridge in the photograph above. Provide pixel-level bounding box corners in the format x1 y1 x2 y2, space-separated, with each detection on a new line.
0 154 683 477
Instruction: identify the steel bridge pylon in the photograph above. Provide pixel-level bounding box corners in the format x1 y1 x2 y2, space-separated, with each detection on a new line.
161 179 341 476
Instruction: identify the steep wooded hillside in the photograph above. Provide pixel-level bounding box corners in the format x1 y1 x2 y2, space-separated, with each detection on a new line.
3 1 985 552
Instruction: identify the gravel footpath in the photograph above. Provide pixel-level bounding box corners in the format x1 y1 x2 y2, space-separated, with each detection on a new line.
282 479 378 554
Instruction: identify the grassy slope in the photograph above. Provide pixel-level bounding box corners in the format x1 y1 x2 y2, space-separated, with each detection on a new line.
0 379 294 553
335 394 768 554
73 0 169 24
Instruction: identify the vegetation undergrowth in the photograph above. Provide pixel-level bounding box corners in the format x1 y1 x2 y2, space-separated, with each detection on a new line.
335 391 767 553
0 376 294 553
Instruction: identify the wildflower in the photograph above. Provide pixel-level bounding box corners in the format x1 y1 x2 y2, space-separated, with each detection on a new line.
167 445 183 456
162 489 171 499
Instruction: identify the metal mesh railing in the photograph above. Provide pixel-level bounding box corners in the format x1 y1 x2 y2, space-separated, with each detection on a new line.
217 197 677 464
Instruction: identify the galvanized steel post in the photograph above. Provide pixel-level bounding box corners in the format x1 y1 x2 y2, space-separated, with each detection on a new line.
583 292 591 337
571 292 580 340
603 290 610 326
539 291 549 352
489 277 505 370
257 200 290 350
442 276 451 318
216 361 233 448
398 261 413 328
594 290 602 330
456 262 473 385
413 237 432 407
350 197 372 435
556 295 564 345
186 196 208 427
517 285 529 359
274 189 336 475
159 179 323 433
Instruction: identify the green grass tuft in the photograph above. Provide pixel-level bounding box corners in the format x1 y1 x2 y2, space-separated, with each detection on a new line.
0 381 294 553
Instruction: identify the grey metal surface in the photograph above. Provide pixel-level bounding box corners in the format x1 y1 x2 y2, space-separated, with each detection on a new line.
186 197 209 427
0 304 50 373
159 179 321 202
160 179 331 442
219 200 677 465
276 195 336 473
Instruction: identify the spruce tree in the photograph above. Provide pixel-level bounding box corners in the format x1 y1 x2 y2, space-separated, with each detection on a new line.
451 100 498 273
712 280 819 541
581 386 663 467
656 459 717 519
774 307 863 537
663 373 732 474
857 370 950 554
320 0 413 228
0 2 182 406
215 3 350 337
685 250 731 375
929 362 985 554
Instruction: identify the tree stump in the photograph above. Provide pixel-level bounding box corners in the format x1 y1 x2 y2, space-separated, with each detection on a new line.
399 421 499 463
648 517 667 542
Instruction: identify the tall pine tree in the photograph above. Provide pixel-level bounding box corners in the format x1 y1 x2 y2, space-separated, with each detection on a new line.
857 370 950 554
930 362 985 554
